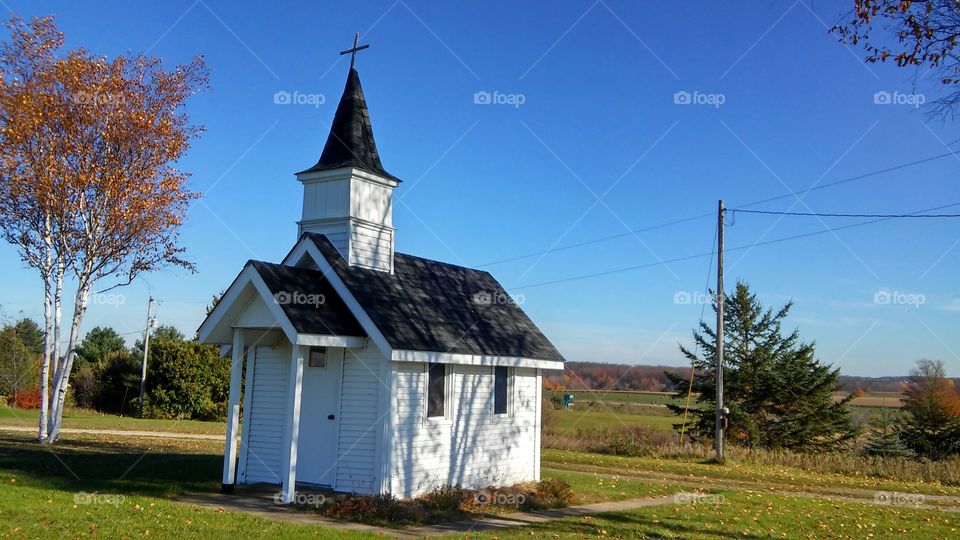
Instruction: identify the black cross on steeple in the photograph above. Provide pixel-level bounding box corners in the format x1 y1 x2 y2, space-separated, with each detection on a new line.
339 32 369 70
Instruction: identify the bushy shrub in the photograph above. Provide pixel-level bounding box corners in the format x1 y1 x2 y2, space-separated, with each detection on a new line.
92 350 140 414
524 478 574 510
71 364 98 409
12 387 41 409
324 493 419 525
144 339 229 421
420 484 470 513
321 480 576 525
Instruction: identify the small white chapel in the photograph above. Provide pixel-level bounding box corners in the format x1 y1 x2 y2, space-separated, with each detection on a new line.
198 42 565 502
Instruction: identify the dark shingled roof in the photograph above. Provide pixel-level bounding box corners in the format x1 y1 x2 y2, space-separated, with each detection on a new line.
249 260 366 337
303 232 565 362
298 68 400 181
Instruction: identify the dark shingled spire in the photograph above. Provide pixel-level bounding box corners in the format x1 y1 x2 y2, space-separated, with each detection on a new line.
299 68 399 181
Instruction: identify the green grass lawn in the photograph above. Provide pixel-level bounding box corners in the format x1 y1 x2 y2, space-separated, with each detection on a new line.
543 469 688 504
0 431 955 538
0 431 375 538
546 409 678 434
0 406 225 435
475 490 959 539
544 449 960 499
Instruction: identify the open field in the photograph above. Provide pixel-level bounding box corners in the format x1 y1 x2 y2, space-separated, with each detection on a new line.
546 408 678 434
0 407 226 435
548 389 904 408
543 388 905 443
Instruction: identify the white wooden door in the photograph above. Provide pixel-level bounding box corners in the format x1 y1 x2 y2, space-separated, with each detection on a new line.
295 348 343 486
243 345 289 484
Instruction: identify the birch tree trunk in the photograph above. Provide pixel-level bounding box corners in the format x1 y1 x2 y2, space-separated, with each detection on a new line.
39 276 52 442
47 279 89 442
38 216 56 442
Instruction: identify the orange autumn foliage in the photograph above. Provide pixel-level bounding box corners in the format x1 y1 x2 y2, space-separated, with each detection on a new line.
0 15 209 284
0 15 209 442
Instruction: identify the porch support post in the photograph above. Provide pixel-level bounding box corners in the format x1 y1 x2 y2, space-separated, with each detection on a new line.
221 328 245 491
280 343 306 503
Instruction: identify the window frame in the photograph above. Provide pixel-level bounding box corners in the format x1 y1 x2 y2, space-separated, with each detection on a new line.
307 346 327 368
492 366 514 417
425 362 450 420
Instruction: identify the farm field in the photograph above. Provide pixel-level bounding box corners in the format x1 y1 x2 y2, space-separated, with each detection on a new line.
547 389 904 408
543 389 904 440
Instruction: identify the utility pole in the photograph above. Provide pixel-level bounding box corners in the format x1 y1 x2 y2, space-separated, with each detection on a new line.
139 296 154 418
715 200 725 462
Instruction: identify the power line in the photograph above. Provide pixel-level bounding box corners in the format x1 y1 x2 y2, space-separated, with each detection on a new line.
479 212 714 267
734 209 960 219
480 151 958 268
734 151 959 209
509 201 960 290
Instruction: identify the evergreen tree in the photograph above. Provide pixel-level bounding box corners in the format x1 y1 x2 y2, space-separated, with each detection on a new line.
667 281 857 452
899 359 960 460
74 326 126 371
862 426 915 459
12 318 43 356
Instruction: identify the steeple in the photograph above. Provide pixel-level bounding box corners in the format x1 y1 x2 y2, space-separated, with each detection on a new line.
295 45 398 274
299 68 399 181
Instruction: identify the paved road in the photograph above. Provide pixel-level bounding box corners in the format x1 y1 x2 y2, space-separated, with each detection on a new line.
0 425 222 441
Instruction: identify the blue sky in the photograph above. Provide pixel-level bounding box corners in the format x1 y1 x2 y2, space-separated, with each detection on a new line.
0 1 957 377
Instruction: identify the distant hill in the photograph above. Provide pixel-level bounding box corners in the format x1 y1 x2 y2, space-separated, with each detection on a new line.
545 361 933 393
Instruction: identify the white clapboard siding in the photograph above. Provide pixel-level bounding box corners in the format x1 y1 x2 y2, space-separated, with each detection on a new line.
335 347 384 494
243 345 289 484
302 178 350 220
349 221 393 272
390 363 539 497
350 178 393 226
300 221 349 256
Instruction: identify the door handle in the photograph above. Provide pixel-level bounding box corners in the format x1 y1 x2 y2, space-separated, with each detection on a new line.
327 414 335 420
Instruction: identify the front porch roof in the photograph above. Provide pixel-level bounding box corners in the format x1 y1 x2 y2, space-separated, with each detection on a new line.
197 260 366 345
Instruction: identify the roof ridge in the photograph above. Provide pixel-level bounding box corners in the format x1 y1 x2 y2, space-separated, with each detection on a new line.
394 251 491 276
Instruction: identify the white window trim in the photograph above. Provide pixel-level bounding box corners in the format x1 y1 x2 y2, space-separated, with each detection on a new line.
491 366 514 420
424 362 453 424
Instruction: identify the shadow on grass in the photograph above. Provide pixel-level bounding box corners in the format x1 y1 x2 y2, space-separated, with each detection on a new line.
0 433 221 497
